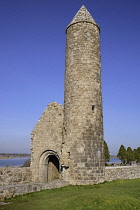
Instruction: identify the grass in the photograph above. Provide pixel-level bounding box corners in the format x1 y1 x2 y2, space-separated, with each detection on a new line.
1 179 140 210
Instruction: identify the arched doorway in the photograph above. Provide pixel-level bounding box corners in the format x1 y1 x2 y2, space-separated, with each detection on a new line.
47 155 60 181
39 150 60 182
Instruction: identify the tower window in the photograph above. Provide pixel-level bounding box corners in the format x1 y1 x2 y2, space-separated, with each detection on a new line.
92 105 95 111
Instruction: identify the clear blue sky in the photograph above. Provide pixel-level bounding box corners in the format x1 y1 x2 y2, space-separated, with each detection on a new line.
0 0 140 155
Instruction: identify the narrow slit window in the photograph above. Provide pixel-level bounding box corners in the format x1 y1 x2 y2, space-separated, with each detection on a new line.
92 105 95 111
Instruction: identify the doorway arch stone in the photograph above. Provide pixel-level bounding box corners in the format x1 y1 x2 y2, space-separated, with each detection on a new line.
39 150 60 182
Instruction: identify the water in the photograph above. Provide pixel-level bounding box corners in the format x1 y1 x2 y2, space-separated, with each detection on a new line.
108 157 121 164
0 157 120 167
0 157 30 167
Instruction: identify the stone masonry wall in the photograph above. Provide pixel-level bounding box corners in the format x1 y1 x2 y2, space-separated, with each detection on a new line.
0 180 68 201
105 166 140 181
31 102 63 182
1 166 140 201
0 167 31 186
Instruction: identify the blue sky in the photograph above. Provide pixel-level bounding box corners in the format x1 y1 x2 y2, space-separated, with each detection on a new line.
0 0 140 155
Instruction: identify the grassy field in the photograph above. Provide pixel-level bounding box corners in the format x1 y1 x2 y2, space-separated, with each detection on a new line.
1 179 140 210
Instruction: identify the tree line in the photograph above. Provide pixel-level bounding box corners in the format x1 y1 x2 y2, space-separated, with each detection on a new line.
0 153 30 158
104 141 140 165
117 145 140 165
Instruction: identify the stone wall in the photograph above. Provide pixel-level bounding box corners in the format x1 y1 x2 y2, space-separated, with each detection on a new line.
0 180 68 201
1 166 140 201
105 166 140 181
0 167 31 186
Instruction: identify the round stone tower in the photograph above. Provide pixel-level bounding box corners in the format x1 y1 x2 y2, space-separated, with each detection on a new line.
61 5 105 185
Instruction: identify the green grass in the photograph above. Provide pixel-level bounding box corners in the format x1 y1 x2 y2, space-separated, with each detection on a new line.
1 179 140 210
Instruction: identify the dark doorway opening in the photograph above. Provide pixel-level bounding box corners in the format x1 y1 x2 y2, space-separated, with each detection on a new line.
47 155 60 181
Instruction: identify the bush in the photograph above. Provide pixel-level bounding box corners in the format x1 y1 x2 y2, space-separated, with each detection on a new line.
22 158 31 167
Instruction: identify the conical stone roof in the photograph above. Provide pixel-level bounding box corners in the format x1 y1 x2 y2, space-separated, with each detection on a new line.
67 5 98 29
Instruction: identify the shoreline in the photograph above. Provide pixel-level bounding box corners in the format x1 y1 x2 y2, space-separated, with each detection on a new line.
0 156 30 160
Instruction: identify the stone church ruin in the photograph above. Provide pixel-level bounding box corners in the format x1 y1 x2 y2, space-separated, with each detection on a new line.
1 5 140 201
31 5 105 185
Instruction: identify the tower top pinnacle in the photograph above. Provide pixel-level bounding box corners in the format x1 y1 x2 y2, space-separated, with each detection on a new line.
67 5 98 29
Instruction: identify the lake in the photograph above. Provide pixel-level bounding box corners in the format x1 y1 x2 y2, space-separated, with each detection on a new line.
0 157 120 167
107 157 121 164
0 157 30 167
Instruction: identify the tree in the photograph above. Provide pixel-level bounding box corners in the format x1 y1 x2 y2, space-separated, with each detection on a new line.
133 149 140 163
137 147 140 155
117 145 127 165
104 141 110 164
127 147 134 164
137 147 140 163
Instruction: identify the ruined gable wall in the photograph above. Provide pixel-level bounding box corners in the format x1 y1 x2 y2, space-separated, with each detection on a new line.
31 102 63 181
